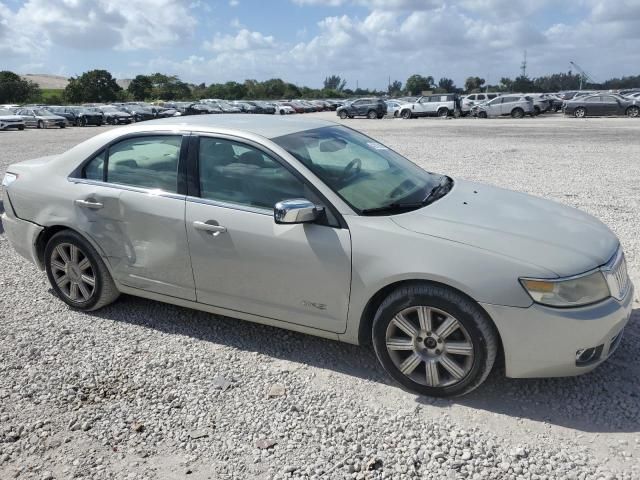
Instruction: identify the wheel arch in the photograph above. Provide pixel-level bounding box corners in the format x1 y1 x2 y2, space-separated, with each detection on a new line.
357 279 504 362
35 224 113 277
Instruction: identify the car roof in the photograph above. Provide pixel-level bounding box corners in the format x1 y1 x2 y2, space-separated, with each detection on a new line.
145 114 337 139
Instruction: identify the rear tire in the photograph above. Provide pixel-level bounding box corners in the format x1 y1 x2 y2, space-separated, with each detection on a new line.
511 108 524 119
401 109 412 119
367 110 377 119
339 110 348 119
18 125 25 130
372 283 498 397
44 230 120 311
437 108 449 118
478 111 487 119
574 107 586 118
533 106 541 116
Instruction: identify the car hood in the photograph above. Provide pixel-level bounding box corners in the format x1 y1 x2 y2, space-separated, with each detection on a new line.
391 179 618 277
0 115 23 121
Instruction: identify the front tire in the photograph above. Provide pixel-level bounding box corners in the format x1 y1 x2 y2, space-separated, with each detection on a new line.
574 107 586 118
367 110 377 119
401 109 412 119
626 106 639 118
437 108 449 118
478 111 487 118
45 230 120 311
372 283 498 397
339 110 348 119
511 108 524 119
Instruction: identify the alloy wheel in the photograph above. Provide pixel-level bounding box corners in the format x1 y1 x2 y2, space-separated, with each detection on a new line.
627 106 639 118
385 305 475 388
50 243 96 303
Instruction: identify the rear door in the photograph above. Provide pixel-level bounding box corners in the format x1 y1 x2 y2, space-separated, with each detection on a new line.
70 133 196 300
600 95 621 115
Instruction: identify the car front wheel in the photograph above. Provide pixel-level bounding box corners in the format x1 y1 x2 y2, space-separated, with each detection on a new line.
339 110 348 119
626 106 639 118
45 230 120 311
372 283 498 397
574 107 586 118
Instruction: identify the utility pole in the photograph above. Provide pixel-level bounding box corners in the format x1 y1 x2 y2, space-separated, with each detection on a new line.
520 50 527 78
570 61 596 90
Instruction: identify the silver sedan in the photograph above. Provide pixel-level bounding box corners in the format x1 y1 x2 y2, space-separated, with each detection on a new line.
1 116 633 397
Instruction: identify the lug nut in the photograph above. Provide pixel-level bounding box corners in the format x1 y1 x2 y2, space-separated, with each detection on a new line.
435 349 441 354
437 338 443 344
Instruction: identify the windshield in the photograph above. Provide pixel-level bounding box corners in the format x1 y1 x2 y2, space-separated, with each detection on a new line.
34 109 53 115
0 109 15 115
273 126 446 214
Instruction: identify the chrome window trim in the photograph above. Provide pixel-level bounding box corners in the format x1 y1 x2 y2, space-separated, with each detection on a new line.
66 177 186 201
185 195 272 216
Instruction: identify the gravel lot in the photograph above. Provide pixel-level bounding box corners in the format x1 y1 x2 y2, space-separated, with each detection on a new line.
1 115 639 480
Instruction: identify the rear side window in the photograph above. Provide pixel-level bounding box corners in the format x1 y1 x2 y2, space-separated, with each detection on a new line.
82 135 182 193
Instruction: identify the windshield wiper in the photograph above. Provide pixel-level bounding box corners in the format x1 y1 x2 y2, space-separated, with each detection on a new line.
421 176 453 205
360 176 453 216
360 202 425 215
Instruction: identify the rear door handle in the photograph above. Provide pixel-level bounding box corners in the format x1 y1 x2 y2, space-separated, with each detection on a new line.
75 199 103 209
193 221 227 236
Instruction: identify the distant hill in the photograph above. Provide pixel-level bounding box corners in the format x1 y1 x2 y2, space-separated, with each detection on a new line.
22 74 132 90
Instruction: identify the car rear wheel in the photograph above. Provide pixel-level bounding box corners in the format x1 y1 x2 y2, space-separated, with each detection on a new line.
478 111 487 119
372 283 498 397
574 107 586 118
401 109 412 119
45 230 120 311
367 110 377 119
339 110 348 119
437 108 449 118
533 106 541 116
626 106 639 118
511 108 524 119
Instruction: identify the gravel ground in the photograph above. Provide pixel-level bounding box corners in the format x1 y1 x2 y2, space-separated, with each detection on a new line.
0 116 639 480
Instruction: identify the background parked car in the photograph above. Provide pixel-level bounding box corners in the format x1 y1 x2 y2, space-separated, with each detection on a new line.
473 95 534 118
50 106 103 126
88 106 133 125
563 94 640 118
275 102 296 115
0 108 26 130
15 107 67 128
116 104 154 122
460 93 500 115
399 94 460 119
337 98 387 119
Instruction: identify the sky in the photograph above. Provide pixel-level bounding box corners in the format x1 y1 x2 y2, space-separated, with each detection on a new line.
1 0 639 90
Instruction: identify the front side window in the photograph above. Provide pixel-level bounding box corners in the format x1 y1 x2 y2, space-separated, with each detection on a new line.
273 126 447 214
83 136 181 192
198 137 312 210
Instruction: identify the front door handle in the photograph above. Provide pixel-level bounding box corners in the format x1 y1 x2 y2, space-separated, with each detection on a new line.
193 221 227 236
75 199 103 209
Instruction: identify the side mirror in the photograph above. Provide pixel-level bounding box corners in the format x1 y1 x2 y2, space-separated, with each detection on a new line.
274 199 323 224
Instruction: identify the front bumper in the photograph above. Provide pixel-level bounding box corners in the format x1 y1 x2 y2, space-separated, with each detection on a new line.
481 283 634 378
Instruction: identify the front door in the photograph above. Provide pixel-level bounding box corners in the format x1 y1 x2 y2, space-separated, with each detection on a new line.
185 136 352 333
70 134 196 300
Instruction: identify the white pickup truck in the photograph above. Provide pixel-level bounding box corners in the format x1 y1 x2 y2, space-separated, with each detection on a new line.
398 94 460 119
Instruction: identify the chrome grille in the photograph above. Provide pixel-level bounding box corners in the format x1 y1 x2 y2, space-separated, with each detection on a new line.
604 250 630 300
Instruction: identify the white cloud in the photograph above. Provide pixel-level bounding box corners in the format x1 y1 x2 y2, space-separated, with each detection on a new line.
203 29 277 53
3 0 196 53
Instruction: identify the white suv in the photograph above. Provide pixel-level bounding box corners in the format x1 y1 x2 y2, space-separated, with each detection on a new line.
460 93 500 115
399 94 459 119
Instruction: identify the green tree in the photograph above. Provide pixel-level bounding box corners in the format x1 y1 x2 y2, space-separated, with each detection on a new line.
405 75 434 95
464 76 485 93
147 73 191 100
388 80 402 96
437 77 456 92
323 75 346 91
63 69 122 103
0 71 41 103
127 75 154 100
511 75 535 93
262 78 286 98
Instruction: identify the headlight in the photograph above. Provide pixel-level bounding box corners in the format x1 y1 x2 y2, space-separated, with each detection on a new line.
520 270 610 307
2 172 18 187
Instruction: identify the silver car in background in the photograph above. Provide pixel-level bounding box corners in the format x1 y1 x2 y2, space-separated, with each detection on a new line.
1 116 633 397
15 107 68 128
0 108 26 130
473 95 534 118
